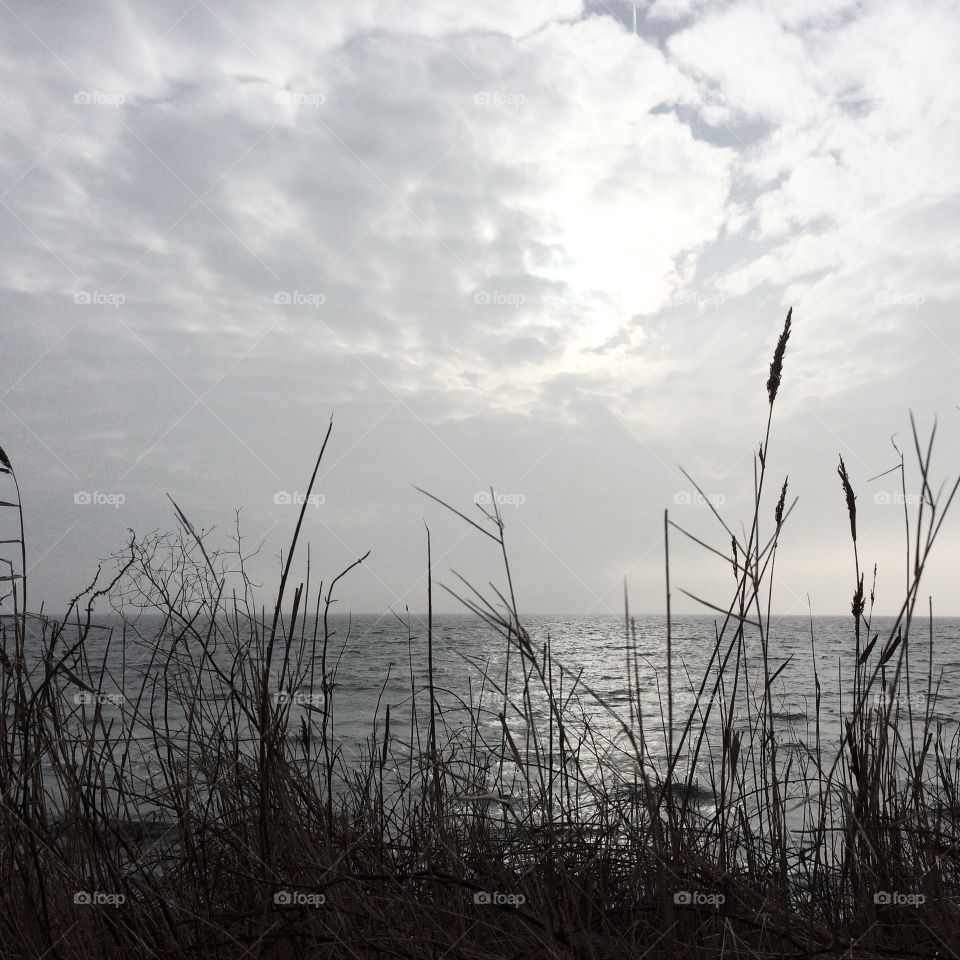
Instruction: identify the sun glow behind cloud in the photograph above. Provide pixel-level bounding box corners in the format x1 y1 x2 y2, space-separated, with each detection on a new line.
2 0 960 613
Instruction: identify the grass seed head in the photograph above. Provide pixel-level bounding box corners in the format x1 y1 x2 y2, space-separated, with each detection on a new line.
775 477 788 529
837 455 857 542
766 307 793 405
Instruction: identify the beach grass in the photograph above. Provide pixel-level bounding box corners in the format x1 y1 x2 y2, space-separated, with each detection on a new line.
2 309 960 958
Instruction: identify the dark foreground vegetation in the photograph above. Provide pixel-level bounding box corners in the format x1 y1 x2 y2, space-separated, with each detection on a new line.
3 309 960 958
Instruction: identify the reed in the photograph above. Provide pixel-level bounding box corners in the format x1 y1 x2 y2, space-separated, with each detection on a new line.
0 308 958 958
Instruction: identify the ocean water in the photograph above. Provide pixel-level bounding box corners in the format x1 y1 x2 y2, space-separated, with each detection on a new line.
39 612 960 774
10 611 960 866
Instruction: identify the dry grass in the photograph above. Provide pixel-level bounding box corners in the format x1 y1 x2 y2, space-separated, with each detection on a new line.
1 308 960 958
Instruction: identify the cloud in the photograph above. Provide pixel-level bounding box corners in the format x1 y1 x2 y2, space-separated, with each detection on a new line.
3 0 960 613
665 0 960 403
3 6 734 420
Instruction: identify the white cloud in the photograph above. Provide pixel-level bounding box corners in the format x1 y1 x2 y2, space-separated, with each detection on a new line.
2 8 734 418
3 0 960 613
666 0 960 403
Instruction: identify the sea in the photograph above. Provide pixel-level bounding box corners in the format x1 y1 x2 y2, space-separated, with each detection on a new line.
41 612 960 777
10 611 960 876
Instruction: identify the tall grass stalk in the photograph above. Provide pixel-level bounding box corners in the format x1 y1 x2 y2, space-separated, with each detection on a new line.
1 309 959 957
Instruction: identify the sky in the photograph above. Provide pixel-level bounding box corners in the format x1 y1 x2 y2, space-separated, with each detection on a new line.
2 0 960 618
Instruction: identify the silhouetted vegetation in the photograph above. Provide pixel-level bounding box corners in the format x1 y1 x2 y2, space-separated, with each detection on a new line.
2 309 960 958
